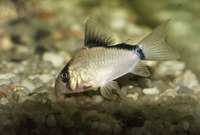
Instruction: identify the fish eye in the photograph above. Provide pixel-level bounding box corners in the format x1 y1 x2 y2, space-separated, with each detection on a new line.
61 73 68 79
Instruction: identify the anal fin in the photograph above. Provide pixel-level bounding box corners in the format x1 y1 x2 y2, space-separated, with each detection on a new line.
130 62 150 77
100 81 120 99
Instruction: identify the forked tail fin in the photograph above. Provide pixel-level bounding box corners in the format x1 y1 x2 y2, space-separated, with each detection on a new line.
138 20 180 61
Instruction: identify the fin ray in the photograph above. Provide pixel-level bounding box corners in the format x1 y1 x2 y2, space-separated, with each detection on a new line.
84 17 115 47
130 62 150 77
100 81 120 99
138 20 180 61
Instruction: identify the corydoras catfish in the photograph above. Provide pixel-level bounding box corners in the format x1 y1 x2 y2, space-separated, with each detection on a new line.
54 18 180 99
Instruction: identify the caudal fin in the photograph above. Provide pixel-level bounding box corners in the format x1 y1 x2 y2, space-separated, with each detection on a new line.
138 20 180 61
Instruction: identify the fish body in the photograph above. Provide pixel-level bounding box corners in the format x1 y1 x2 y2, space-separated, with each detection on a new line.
55 18 180 99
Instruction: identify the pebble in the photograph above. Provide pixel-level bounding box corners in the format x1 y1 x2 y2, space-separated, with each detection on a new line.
0 108 5 115
0 79 11 85
83 110 101 121
0 73 16 80
21 79 36 91
39 74 54 83
0 35 13 51
143 87 160 95
182 120 190 131
182 70 198 88
157 61 185 76
91 95 104 103
47 94 57 103
18 96 34 104
42 52 64 67
32 112 46 125
177 86 191 94
113 124 121 134
175 70 198 89
118 86 128 99
91 121 99 130
128 127 144 135
192 85 200 94
57 115 74 128
0 97 9 105
126 93 138 101
46 114 57 127
32 78 43 88
162 89 177 98
98 123 112 133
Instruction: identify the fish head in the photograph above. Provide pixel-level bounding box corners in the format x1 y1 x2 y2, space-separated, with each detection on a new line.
54 62 86 96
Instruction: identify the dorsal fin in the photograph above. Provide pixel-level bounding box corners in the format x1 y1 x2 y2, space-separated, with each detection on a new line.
130 62 150 77
84 17 115 48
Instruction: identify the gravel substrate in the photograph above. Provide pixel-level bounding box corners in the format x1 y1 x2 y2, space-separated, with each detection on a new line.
0 0 200 135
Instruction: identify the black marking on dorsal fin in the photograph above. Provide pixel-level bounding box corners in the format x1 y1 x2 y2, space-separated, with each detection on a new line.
84 17 115 48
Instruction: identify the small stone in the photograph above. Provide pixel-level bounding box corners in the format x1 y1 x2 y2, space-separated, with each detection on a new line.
0 79 11 85
126 93 138 101
57 114 74 128
98 123 112 133
118 87 128 99
32 85 48 94
21 79 36 91
18 96 34 104
0 97 9 105
39 74 54 83
182 120 190 131
0 108 5 115
47 114 57 127
91 122 99 130
0 73 16 80
162 89 177 98
113 124 121 134
42 52 64 67
182 70 198 88
35 45 47 55
11 34 21 44
32 112 46 125
143 87 160 95
57 95 65 103
32 78 43 88
175 70 198 89
177 86 191 94
15 90 27 98
128 127 144 135
34 28 50 40
91 95 104 103
157 61 185 76
192 85 200 94
119 104 134 117
47 94 57 103
83 110 101 121
0 35 13 51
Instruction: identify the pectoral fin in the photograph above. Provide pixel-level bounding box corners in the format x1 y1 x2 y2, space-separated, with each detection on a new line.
100 81 120 99
130 62 150 77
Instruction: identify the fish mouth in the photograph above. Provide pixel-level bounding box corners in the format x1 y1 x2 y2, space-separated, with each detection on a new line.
54 75 84 96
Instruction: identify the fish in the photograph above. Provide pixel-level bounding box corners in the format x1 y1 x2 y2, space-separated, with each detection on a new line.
54 18 180 99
